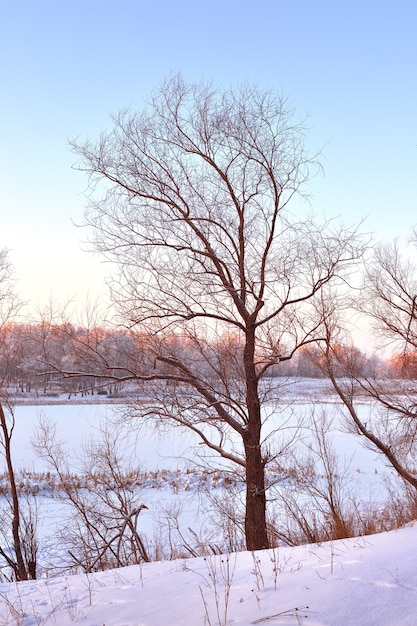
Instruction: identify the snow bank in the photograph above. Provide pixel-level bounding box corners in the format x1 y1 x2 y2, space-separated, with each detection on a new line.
1 524 416 626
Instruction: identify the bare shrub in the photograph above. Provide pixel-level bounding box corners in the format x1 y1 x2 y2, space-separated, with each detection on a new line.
199 552 237 626
33 416 149 573
382 478 417 529
268 410 383 546
197 478 246 555
0 493 39 582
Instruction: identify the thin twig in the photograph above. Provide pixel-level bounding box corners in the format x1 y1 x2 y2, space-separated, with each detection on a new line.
252 605 310 623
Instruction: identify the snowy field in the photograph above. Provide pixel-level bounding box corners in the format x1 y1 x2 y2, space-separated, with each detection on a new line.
0 378 415 624
1 524 416 625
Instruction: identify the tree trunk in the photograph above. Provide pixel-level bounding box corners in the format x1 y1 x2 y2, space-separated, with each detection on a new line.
244 437 268 550
243 327 269 550
0 403 28 580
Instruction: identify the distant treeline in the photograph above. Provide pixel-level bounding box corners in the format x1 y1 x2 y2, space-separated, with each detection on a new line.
0 323 414 398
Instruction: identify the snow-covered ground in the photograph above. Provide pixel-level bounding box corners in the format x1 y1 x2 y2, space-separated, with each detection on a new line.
0 379 415 624
1 523 416 625
5 389 393 569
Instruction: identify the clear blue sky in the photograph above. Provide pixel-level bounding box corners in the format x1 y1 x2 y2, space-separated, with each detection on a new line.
1 0 416 310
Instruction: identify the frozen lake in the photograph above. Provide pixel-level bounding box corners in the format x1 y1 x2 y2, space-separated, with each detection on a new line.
7 396 390 489
0 386 400 575
9 402 199 472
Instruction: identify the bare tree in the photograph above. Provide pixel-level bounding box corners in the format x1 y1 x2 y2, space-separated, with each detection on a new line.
70 75 364 550
0 249 38 580
323 233 417 494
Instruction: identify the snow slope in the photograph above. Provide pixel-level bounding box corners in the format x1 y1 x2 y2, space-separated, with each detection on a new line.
1 523 416 626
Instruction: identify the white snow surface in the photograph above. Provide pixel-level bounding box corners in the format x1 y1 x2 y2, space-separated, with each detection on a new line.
2 380 417 624
1 523 416 625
